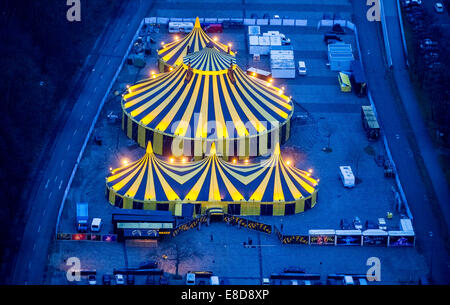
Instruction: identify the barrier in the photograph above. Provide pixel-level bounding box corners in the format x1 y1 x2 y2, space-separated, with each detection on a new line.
224 214 272 234
396 0 409 67
380 0 393 67
171 215 208 237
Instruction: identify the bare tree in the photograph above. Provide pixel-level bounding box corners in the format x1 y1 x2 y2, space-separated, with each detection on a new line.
158 239 201 278
348 143 363 184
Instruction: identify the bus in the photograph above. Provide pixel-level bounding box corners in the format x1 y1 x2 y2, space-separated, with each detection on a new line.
338 72 351 92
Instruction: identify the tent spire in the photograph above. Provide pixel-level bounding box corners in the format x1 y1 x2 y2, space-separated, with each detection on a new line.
146 141 153 154
210 142 217 155
194 17 201 28
273 142 281 156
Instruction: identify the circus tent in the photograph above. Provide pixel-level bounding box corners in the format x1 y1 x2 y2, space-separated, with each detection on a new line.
122 46 293 159
157 17 233 72
106 142 318 216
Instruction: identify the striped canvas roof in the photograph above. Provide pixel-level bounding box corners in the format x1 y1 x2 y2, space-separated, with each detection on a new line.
123 48 293 141
106 142 318 204
158 17 233 67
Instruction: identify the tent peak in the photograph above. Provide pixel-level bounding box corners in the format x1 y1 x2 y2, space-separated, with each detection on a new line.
146 141 153 154
274 143 281 156
210 142 217 155
194 17 201 28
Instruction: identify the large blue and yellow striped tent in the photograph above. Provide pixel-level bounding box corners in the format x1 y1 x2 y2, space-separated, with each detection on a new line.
106 142 318 216
122 46 294 159
157 17 233 72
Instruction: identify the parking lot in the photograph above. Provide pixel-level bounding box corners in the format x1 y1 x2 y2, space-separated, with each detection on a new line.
45 1 429 285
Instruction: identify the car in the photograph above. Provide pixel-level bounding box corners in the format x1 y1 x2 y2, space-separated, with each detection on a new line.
404 0 422 7
284 266 306 274
88 275 96 285
186 272 195 285
222 20 243 29
127 274 135 285
203 24 223 33
434 2 444 13
102 274 112 285
159 276 169 285
365 220 378 230
353 217 362 230
378 218 387 230
340 219 353 230
139 261 158 269
331 23 345 34
298 61 307 75
146 275 157 285
115 274 125 285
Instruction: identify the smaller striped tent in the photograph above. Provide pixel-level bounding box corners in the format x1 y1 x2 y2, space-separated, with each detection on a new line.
157 17 233 71
106 142 318 216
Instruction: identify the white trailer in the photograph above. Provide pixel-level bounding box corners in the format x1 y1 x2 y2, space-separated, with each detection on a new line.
339 166 355 187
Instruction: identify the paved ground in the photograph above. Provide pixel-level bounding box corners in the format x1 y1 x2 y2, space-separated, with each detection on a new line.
352 0 450 284
45 0 429 285
9 0 155 284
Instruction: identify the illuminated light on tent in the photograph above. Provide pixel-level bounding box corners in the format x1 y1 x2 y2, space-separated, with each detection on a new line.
121 159 129 165
106 142 318 215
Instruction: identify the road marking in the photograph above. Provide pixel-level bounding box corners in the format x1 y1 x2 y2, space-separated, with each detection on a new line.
74 129 78 136
93 87 97 93
107 59 111 65
54 176 58 182
49 192 52 199
61 160 64 167
28 262 32 270
38 225 41 232
45 179 50 189
43 209 46 216
80 115 84 121
67 144 71 151
120 33 124 39
87 100 90 106
58 180 63 190
33 243 36 252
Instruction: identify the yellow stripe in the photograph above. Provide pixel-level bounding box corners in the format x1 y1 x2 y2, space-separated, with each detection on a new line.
140 73 187 125
279 159 303 200
111 159 145 191
152 157 180 201
208 157 222 201
215 157 245 201
219 74 248 136
185 158 211 201
249 158 276 201
174 74 202 137
212 76 227 138
144 156 156 200
195 75 209 138
125 156 148 197
273 160 285 201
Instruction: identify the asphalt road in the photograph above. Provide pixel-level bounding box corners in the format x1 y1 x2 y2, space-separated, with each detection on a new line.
10 0 153 284
352 0 449 284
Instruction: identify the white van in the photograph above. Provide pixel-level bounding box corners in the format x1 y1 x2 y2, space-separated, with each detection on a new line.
339 166 355 188
210 276 219 285
168 22 194 33
298 61 307 75
186 273 195 285
91 218 102 232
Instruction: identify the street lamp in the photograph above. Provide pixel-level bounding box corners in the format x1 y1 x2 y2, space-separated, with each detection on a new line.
429 231 433 282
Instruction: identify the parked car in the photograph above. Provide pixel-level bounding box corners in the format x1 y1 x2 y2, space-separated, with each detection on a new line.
115 274 125 285
434 2 444 13
88 275 96 285
102 274 112 285
159 276 169 285
203 24 223 33
298 61 307 76
284 266 306 273
378 218 387 230
139 261 158 269
331 23 345 34
353 217 362 230
127 274 135 285
365 220 378 230
340 219 353 230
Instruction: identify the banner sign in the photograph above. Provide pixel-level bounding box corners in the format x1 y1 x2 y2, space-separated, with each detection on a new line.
56 233 117 242
389 235 415 247
309 235 335 245
171 215 208 237
224 214 272 234
336 234 362 246
363 235 388 246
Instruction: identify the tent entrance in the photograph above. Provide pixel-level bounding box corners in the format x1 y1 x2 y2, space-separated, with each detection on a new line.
206 208 224 222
